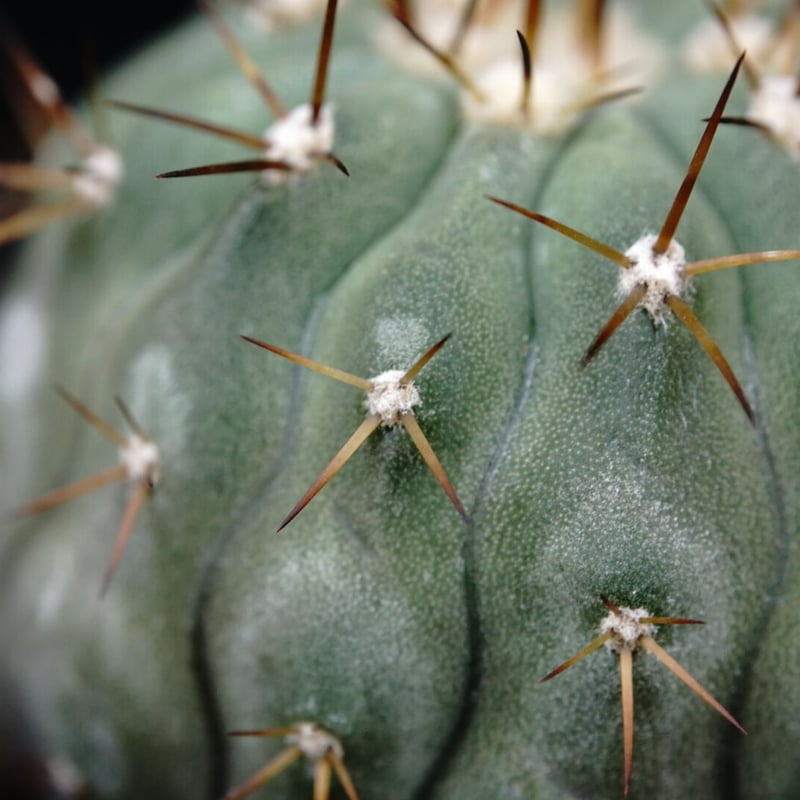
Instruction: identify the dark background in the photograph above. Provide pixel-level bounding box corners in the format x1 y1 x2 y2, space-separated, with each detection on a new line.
0 0 197 281
1 1 196 157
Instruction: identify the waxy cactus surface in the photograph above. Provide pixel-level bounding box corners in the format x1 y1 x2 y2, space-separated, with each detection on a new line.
1 2 799 799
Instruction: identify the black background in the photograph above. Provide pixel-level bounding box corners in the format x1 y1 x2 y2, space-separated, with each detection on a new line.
1 0 196 156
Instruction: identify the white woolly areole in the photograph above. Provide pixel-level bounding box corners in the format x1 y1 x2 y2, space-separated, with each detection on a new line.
365 369 421 427
748 75 800 159
376 1 515 76
600 605 656 653
683 15 773 73
31 73 60 107
620 233 688 325
261 103 334 185
462 60 585 135
45 755 86 796
243 0 328 31
71 145 124 209
119 435 161 487
287 722 343 761
378 4 660 132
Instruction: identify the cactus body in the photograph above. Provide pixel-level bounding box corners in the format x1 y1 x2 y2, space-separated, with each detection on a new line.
0 3 799 799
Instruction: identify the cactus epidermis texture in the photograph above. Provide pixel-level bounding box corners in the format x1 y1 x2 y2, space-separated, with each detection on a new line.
0 2 799 799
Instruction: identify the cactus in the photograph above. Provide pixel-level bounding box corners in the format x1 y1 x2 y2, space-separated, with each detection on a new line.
1 1 799 798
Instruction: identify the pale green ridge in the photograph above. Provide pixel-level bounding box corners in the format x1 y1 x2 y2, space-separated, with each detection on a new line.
433 110 777 799
205 123 542 799
640 70 800 800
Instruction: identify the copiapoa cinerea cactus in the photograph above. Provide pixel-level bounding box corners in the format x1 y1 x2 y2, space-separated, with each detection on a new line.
0 1 799 799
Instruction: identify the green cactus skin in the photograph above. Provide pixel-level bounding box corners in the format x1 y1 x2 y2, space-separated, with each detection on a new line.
0 2 798 799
